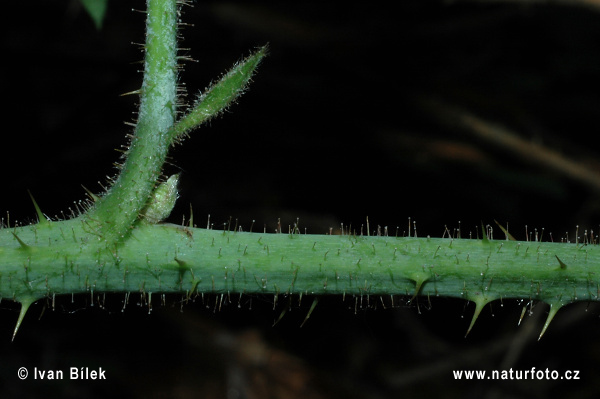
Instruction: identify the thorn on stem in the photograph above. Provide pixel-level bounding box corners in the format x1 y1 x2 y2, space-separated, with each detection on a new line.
81 185 100 203
300 297 319 328
465 296 491 337
408 277 427 304
555 255 567 270
539 302 562 340
11 232 29 249
27 190 49 225
13 298 35 341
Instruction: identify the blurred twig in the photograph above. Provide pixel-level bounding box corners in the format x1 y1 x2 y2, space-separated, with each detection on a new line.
423 99 600 193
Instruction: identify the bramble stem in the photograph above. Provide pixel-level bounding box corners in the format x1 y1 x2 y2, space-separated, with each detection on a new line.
87 0 178 244
0 222 596 337
0 0 592 341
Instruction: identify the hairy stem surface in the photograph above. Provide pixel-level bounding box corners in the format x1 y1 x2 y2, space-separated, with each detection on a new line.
1 221 597 336
87 0 178 244
1 0 589 342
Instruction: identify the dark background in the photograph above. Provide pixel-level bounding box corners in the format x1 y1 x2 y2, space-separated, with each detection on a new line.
2 0 600 398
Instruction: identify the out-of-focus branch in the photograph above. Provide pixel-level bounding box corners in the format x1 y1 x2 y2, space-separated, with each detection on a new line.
425 99 600 192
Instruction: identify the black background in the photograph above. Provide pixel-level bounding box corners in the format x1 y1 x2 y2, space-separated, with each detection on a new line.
2 1 600 398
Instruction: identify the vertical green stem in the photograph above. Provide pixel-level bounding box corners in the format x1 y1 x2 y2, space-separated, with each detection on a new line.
88 0 178 244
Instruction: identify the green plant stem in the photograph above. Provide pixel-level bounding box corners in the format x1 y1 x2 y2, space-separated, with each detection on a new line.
87 0 178 244
1 222 597 326
1 0 591 341
1 0 268 339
